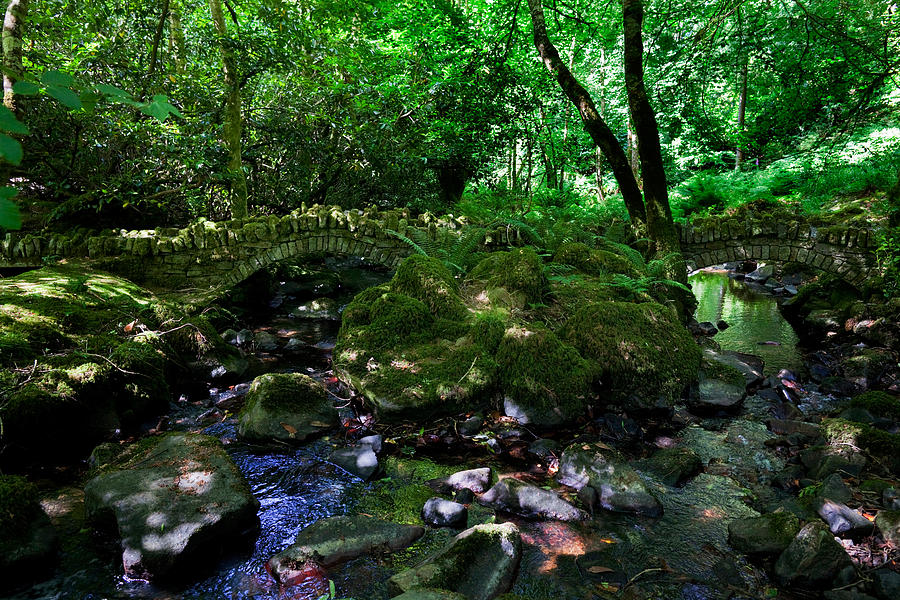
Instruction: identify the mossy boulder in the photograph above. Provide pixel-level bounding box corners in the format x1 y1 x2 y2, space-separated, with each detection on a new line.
849 391 900 422
562 301 701 410
774 522 853 589
237 373 338 443
688 353 747 412
727 512 800 555
0 474 58 591
495 324 594 426
84 433 259 581
387 523 522 600
465 247 547 309
822 418 900 475
636 447 703 487
554 242 643 278
390 254 467 320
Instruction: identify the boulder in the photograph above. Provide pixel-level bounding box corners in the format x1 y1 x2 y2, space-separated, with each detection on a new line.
774 522 853 589
875 510 900 547
422 498 468 529
727 512 800 555
557 442 662 517
0 475 58 592
237 373 338 443
817 500 875 539
427 468 492 495
267 515 424 584
84 433 259 581
388 523 521 600
562 302 701 411
330 446 379 481
636 447 703 487
465 247 548 309
745 264 774 284
254 331 279 351
476 478 588 522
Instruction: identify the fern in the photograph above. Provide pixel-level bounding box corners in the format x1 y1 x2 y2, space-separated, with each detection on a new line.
385 226 487 275
485 217 544 246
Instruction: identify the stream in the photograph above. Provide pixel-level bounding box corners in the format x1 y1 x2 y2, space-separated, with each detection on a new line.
15 267 820 600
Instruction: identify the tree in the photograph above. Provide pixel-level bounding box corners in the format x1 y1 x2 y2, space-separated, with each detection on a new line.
209 0 248 219
2 0 28 117
525 0 682 263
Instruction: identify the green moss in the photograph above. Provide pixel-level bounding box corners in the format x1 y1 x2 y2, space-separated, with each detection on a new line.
391 255 467 320
339 284 391 332
382 456 462 482
470 311 507 354
701 355 747 387
562 301 701 410
554 242 643 278
0 474 40 535
859 479 895 494
495 324 594 425
822 418 900 475
357 481 436 525
850 391 900 421
238 372 327 415
465 247 548 305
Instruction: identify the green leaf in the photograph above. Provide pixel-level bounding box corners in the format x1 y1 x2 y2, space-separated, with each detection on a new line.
46 85 83 110
0 194 22 230
95 83 130 98
40 70 75 87
0 106 29 134
140 95 183 122
11 81 40 96
0 133 23 165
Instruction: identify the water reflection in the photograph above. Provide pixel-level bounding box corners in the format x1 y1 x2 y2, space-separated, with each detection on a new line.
690 270 802 375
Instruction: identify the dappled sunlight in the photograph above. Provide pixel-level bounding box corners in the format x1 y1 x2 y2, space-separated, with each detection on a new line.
519 521 592 574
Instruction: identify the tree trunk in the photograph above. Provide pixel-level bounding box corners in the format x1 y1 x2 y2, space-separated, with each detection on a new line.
2 0 29 116
525 0 646 226
623 0 680 261
627 118 639 179
148 0 170 79
596 147 605 202
169 0 186 75
210 0 248 219
436 164 468 205
735 6 747 171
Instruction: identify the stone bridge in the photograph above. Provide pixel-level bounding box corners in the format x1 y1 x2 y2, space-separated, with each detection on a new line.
0 204 880 291
678 217 878 287
0 205 511 290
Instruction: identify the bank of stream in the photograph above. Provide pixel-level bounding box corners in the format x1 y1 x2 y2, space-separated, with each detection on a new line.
7 263 900 600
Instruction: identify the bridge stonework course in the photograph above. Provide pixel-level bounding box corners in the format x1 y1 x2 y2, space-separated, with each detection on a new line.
678 218 878 287
0 205 494 289
0 204 880 290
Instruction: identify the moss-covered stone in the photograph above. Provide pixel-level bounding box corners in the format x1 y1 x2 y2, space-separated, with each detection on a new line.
391 255 467 320
357 481 436 525
496 324 594 426
727 512 800 555
465 247 548 307
850 391 900 422
554 242 643 278
822 418 900 475
562 301 701 410
237 373 337 443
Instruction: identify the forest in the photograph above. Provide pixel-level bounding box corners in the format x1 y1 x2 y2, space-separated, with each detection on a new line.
1 1 899 599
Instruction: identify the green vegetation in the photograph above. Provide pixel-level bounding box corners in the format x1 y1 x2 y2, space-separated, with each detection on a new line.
0 474 39 535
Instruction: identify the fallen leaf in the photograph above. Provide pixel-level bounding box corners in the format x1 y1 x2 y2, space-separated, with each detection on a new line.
588 566 614 574
123 320 136 333
280 422 297 437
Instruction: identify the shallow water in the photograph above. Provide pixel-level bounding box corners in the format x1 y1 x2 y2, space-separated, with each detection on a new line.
691 271 803 375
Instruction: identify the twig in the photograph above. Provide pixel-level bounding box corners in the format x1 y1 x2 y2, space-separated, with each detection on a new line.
624 567 666 588
457 355 479 385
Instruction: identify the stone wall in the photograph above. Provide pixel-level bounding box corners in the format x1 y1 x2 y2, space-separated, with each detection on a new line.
678 217 878 287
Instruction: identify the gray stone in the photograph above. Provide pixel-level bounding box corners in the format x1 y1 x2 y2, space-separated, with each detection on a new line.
817 475 854 506
871 568 900 600
422 498 468 529
774 522 853 589
883 487 900 511
357 434 383 454
84 434 259 581
557 442 662 517
527 438 560 461
427 467 492 494
817 500 875 538
237 373 338 443
235 328 254 345
267 515 424 584
745 264 775 283
457 414 483 437
688 377 746 412
221 328 239 345
476 478 588 522
330 446 379 481
728 511 800 555
253 331 279 351
289 297 341 320
387 523 521 600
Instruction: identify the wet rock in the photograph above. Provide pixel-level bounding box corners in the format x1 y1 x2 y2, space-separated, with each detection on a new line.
387 523 521 600
254 331 279 351
476 478 587 522
696 321 718 336
221 328 239 345
392 590 467 600
289 297 341 320
267 515 424 583
283 337 306 352
814 473 854 505
237 373 338 444
784 285 799 295
527 438 560 461
454 489 474 505
871 568 900 600
774 522 853 590
358 434 383 454
883 487 900 510
767 418 821 439
745 264 774 283
875 510 900 546
0 476 58 592
817 500 875 538
330 446 379 481
688 377 745 412
458 414 483 437
716 320 729 331
422 498 467 529
727 511 800 555
557 442 662 517
84 434 260 581
427 467 492 495
801 446 867 480
235 328 254 346
636 447 703 487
